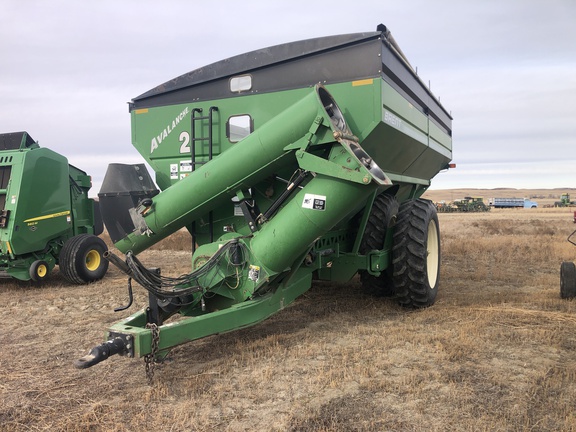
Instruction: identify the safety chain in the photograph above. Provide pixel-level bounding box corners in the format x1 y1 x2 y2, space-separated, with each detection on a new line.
144 322 160 385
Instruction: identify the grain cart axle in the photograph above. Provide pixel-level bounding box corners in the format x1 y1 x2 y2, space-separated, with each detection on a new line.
0 132 108 283
76 25 453 372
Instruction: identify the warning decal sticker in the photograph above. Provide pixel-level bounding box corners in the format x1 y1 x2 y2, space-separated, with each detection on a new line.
302 194 326 211
170 164 178 180
180 160 192 173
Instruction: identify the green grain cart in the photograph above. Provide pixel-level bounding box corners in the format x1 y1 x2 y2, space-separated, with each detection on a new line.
76 24 453 371
0 132 108 283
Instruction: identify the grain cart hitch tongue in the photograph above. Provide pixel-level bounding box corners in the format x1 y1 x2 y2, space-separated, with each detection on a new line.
75 25 453 373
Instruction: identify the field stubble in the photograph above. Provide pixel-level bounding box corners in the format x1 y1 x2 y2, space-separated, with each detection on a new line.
1 207 576 431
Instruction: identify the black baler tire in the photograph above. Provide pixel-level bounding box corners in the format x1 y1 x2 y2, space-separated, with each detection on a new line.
392 199 441 308
60 235 109 284
60 235 87 284
560 261 576 299
30 260 50 282
359 193 399 297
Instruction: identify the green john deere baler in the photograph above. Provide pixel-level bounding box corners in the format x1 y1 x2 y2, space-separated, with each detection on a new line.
76 24 453 372
0 132 108 283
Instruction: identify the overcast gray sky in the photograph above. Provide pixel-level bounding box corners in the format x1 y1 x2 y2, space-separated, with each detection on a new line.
1 0 575 194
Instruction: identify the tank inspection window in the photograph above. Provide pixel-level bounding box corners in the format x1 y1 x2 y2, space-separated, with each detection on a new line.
227 115 253 143
230 75 252 92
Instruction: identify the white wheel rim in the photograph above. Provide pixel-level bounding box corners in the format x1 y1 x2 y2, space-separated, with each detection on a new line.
427 219 439 288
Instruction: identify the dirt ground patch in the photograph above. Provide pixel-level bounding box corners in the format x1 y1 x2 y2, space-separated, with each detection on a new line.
2 205 576 431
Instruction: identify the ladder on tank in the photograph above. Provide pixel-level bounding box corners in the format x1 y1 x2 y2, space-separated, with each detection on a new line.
191 106 218 172
190 106 218 248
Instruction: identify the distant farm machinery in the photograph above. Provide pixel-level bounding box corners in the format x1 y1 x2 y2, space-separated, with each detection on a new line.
436 197 490 213
555 193 576 208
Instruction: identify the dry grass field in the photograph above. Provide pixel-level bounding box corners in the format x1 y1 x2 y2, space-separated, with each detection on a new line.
2 189 576 431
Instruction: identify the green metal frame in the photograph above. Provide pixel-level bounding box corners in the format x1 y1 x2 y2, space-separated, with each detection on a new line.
109 268 314 358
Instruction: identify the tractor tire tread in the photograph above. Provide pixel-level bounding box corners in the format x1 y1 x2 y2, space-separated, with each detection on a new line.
392 199 440 308
560 261 576 299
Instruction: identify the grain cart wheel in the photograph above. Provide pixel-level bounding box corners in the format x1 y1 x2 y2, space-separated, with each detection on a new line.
560 261 576 299
359 193 399 296
392 199 440 308
60 234 109 284
30 260 50 282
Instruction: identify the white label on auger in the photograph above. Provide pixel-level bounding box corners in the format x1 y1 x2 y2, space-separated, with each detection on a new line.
302 194 326 211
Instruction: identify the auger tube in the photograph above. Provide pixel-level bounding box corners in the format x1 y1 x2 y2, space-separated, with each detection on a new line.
113 85 347 255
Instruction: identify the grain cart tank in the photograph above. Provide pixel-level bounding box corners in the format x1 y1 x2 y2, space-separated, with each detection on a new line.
0 132 108 283
76 25 453 372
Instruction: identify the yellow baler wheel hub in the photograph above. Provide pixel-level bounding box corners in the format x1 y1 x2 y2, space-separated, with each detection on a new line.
37 264 47 278
85 250 101 272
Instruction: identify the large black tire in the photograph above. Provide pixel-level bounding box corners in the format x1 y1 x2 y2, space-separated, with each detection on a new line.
392 199 440 308
359 193 399 296
560 261 576 299
29 260 50 282
59 234 109 284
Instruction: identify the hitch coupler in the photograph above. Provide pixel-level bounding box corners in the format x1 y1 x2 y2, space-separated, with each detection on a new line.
74 337 129 369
